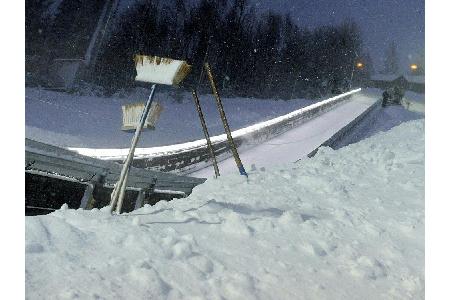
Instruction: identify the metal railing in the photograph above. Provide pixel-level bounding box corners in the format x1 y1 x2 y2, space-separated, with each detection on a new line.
25 138 206 212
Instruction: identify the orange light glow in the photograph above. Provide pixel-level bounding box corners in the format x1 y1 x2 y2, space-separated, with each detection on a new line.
356 62 364 68
410 64 418 71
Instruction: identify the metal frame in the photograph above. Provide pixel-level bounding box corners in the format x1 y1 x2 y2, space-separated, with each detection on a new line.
25 138 205 213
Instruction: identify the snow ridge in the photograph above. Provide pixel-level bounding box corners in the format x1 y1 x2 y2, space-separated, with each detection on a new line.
26 120 424 299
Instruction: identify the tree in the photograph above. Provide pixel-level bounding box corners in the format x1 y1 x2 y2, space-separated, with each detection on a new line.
25 0 50 57
90 0 364 98
352 51 373 86
383 42 399 74
362 52 374 75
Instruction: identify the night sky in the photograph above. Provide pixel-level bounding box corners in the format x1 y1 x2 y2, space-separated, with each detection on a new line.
253 0 425 73
117 0 425 73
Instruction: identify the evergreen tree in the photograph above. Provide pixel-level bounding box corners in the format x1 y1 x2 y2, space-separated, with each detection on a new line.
26 0 365 97
383 41 399 74
25 0 50 57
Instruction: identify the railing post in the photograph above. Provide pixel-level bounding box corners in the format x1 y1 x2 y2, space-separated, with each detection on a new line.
80 173 106 209
134 189 146 211
80 183 95 209
134 178 157 210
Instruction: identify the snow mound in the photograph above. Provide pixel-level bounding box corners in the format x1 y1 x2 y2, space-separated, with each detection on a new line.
26 120 424 299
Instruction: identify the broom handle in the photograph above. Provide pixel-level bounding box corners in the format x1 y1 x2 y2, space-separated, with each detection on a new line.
191 89 220 178
114 166 130 213
204 62 247 177
196 37 211 89
110 84 157 213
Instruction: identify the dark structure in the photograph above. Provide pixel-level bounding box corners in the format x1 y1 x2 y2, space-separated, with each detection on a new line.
25 138 205 215
26 0 120 89
370 74 425 94
382 86 405 107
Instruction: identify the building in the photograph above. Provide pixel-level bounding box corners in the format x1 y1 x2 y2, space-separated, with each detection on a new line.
370 74 425 94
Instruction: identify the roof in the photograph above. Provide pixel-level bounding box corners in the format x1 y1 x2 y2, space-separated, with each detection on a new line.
371 74 425 85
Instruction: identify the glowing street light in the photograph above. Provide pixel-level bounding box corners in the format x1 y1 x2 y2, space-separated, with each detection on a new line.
356 62 364 69
410 64 418 71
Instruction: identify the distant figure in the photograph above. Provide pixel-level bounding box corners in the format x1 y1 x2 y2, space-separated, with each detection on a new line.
382 85 405 107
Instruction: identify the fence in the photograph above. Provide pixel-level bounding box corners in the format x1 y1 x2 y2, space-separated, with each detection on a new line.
25 138 206 213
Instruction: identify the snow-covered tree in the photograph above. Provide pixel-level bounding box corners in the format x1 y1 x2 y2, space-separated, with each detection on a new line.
383 42 400 74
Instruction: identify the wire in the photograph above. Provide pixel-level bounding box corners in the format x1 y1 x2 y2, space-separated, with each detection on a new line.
25 205 56 211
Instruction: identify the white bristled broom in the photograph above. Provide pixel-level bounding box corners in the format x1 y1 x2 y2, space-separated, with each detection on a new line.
110 55 191 214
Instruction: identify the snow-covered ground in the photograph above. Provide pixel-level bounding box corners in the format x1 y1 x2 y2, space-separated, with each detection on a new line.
25 87 316 148
191 90 377 178
26 119 424 299
402 91 425 113
190 89 424 178
332 91 424 149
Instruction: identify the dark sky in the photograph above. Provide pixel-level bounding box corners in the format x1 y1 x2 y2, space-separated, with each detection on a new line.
118 0 424 73
253 0 425 73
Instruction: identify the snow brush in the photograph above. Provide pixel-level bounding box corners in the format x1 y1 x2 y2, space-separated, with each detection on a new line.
110 55 192 214
134 55 192 85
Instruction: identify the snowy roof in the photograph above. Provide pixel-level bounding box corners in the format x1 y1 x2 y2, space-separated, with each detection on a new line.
370 74 400 82
371 74 425 84
404 75 425 84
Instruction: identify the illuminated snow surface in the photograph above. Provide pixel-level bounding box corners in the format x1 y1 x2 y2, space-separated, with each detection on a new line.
26 120 424 299
25 87 318 148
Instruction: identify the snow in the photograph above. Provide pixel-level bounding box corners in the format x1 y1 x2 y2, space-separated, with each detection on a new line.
134 57 189 85
65 89 362 160
404 91 425 104
191 88 424 178
402 91 425 113
331 91 424 150
370 74 400 82
26 119 424 299
191 89 375 178
370 73 425 84
25 87 317 148
404 75 425 84
370 74 425 85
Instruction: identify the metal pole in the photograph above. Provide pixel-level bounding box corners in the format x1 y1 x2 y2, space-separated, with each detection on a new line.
191 89 220 178
204 62 247 177
110 84 157 213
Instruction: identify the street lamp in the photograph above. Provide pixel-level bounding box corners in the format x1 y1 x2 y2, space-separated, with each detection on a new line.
356 62 364 69
410 64 418 71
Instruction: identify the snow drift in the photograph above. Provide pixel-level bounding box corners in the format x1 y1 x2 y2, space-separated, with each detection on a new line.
26 120 424 299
